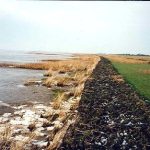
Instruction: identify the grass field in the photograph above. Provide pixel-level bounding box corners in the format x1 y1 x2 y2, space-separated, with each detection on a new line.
109 57 150 100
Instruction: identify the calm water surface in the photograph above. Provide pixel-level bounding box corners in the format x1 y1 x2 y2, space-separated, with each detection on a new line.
0 50 71 63
0 50 71 104
0 68 51 103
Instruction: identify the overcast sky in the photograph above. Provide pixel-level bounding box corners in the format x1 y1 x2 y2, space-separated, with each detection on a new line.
0 1 150 54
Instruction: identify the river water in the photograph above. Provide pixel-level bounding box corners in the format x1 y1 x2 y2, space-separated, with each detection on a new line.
0 50 71 105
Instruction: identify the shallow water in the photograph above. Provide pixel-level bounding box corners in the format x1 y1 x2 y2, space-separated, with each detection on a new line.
0 51 72 106
0 50 72 63
0 68 51 104
0 51 72 105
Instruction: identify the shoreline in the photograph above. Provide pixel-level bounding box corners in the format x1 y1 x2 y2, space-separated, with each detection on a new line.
0 55 100 149
0 67 51 109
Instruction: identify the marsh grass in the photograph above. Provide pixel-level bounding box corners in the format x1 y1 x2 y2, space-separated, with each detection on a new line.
45 76 76 87
0 125 12 150
0 55 100 150
52 93 69 110
16 55 99 70
104 55 150 64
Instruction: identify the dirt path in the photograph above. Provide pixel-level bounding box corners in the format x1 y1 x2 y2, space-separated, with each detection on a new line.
58 57 150 149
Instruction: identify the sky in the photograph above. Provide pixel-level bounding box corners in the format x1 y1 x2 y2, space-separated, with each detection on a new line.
0 1 150 54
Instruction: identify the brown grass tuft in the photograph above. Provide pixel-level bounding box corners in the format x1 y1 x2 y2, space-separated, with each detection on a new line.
140 69 150 75
111 75 124 83
52 93 68 110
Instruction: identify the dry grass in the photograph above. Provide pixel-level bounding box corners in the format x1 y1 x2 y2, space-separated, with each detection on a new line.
16 62 50 70
44 71 87 87
0 55 100 150
141 69 150 75
73 71 88 84
0 63 15 68
52 92 69 110
51 93 64 110
0 126 12 150
111 75 124 83
74 84 85 97
0 125 36 150
104 54 150 64
44 76 76 87
44 55 99 86
0 126 11 141
16 55 100 71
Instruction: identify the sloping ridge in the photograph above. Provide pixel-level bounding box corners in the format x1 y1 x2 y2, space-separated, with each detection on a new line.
58 57 150 149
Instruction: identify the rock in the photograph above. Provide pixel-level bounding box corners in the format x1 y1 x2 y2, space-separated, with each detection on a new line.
2 113 11 118
38 118 49 123
13 128 22 134
36 127 45 132
101 137 107 145
35 123 43 128
34 130 46 137
23 110 35 117
32 140 48 148
53 120 61 125
47 126 55 131
122 140 127 146
10 116 21 124
14 111 23 116
14 135 29 141
0 117 9 123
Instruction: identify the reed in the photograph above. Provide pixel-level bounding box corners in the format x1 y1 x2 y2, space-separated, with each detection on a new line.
1 55 100 150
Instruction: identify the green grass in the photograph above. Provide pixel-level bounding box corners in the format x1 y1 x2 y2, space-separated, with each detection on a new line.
112 62 150 100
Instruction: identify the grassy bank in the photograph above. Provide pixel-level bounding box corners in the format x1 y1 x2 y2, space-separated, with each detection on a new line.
112 62 150 100
106 55 150 100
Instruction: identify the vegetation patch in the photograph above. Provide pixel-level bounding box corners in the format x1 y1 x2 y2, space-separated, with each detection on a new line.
0 55 100 150
112 62 150 100
58 57 150 149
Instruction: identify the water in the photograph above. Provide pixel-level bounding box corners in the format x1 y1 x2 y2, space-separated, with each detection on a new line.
0 50 71 104
0 50 72 63
0 68 52 103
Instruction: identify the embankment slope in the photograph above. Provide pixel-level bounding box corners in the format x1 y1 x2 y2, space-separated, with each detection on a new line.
58 57 150 149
